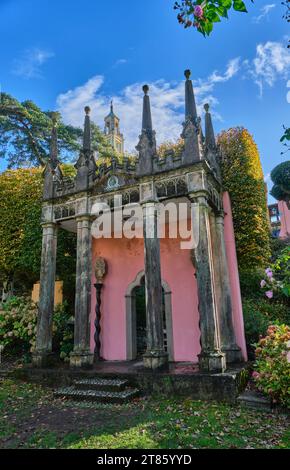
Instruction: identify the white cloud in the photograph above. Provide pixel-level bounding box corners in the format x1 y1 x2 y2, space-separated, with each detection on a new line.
56 59 240 152
249 41 290 97
113 58 128 68
12 48 54 79
252 4 275 24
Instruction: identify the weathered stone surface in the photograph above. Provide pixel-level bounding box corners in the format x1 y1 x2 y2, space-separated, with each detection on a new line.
33 222 57 368
190 194 226 373
142 201 168 369
70 215 93 369
210 211 242 363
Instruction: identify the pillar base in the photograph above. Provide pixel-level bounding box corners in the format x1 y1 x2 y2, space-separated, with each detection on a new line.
70 351 94 369
143 351 168 370
222 345 243 364
198 351 226 373
32 351 56 368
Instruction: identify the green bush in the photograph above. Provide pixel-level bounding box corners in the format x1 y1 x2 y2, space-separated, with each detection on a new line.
243 298 290 357
52 302 74 361
0 296 74 361
253 324 290 408
0 296 37 355
239 269 265 299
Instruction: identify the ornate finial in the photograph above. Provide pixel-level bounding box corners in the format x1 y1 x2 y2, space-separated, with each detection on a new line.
204 103 210 113
84 106 91 115
143 84 149 95
110 100 113 112
184 69 191 80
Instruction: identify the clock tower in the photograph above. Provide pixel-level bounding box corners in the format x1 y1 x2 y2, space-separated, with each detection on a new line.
104 101 124 154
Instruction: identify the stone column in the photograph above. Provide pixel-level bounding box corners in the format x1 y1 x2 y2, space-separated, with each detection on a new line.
142 201 168 369
70 215 93 368
211 212 242 363
32 222 57 367
190 194 226 372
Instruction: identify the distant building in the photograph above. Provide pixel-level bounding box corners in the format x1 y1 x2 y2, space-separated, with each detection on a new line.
103 101 124 154
268 201 290 239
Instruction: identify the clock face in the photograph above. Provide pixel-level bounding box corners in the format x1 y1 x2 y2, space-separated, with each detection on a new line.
106 175 119 189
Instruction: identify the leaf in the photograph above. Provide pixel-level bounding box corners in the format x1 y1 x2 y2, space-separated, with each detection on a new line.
233 0 247 13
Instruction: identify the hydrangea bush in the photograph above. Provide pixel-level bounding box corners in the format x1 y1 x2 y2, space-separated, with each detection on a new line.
0 297 74 361
0 296 37 354
260 247 290 299
253 325 290 408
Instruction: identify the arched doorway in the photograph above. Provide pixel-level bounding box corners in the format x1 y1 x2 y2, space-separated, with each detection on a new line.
125 271 174 361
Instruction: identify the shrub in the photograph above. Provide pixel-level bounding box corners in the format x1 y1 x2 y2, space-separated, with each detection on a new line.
253 324 290 408
260 246 290 300
52 302 74 361
0 296 74 361
0 296 37 355
218 128 271 270
239 268 265 299
243 298 290 353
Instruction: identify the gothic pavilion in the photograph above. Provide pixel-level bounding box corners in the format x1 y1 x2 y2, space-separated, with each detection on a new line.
33 70 247 373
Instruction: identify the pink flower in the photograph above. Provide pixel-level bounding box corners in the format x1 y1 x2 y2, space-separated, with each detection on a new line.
260 280 266 288
252 371 260 380
265 290 273 299
265 268 273 278
194 5 203 18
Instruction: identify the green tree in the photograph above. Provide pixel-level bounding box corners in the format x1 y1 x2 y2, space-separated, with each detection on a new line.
270 161 290 207
174 0 253 36
217 127 271 270
0 93 115 168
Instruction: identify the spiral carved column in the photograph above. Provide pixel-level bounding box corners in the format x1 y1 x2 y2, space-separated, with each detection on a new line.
94 257 107 362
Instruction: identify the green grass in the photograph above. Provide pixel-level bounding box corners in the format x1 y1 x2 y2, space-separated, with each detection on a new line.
0 378 289 449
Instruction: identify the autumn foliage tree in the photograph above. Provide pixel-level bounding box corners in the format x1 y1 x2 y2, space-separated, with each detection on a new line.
217 127 271 270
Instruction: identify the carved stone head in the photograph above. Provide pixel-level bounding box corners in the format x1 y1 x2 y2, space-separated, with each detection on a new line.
95 257 107 283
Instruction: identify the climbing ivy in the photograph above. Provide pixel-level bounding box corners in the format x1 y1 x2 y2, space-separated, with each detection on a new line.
217 127 271 270
0 167 76 295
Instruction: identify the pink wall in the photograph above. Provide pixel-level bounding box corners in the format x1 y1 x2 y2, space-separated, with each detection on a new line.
223 192 248 361
90 199 247 363
279 201 290 239
91 229 200 362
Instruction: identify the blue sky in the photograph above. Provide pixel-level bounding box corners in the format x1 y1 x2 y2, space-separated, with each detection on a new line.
0 0 289 201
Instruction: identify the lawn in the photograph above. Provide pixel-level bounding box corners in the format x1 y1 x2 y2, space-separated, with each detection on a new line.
0 378 289 449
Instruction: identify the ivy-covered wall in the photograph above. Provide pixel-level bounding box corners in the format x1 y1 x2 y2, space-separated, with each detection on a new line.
217 127 271 270
0 167 76 298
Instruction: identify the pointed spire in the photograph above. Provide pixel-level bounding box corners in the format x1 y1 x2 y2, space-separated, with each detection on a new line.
142 85 153 133
204 103 216 149
136 85 156 176
49 112 59 169
83 106 91 151
110 100 114 114
184 69 197 121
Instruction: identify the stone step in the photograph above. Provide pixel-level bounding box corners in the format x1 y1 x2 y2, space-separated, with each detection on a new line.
74 378 129 392
237 390 272 410
54 386 140 404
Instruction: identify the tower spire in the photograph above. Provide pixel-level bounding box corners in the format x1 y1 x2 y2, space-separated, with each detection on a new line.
184 69 197 122
204 103 216 149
